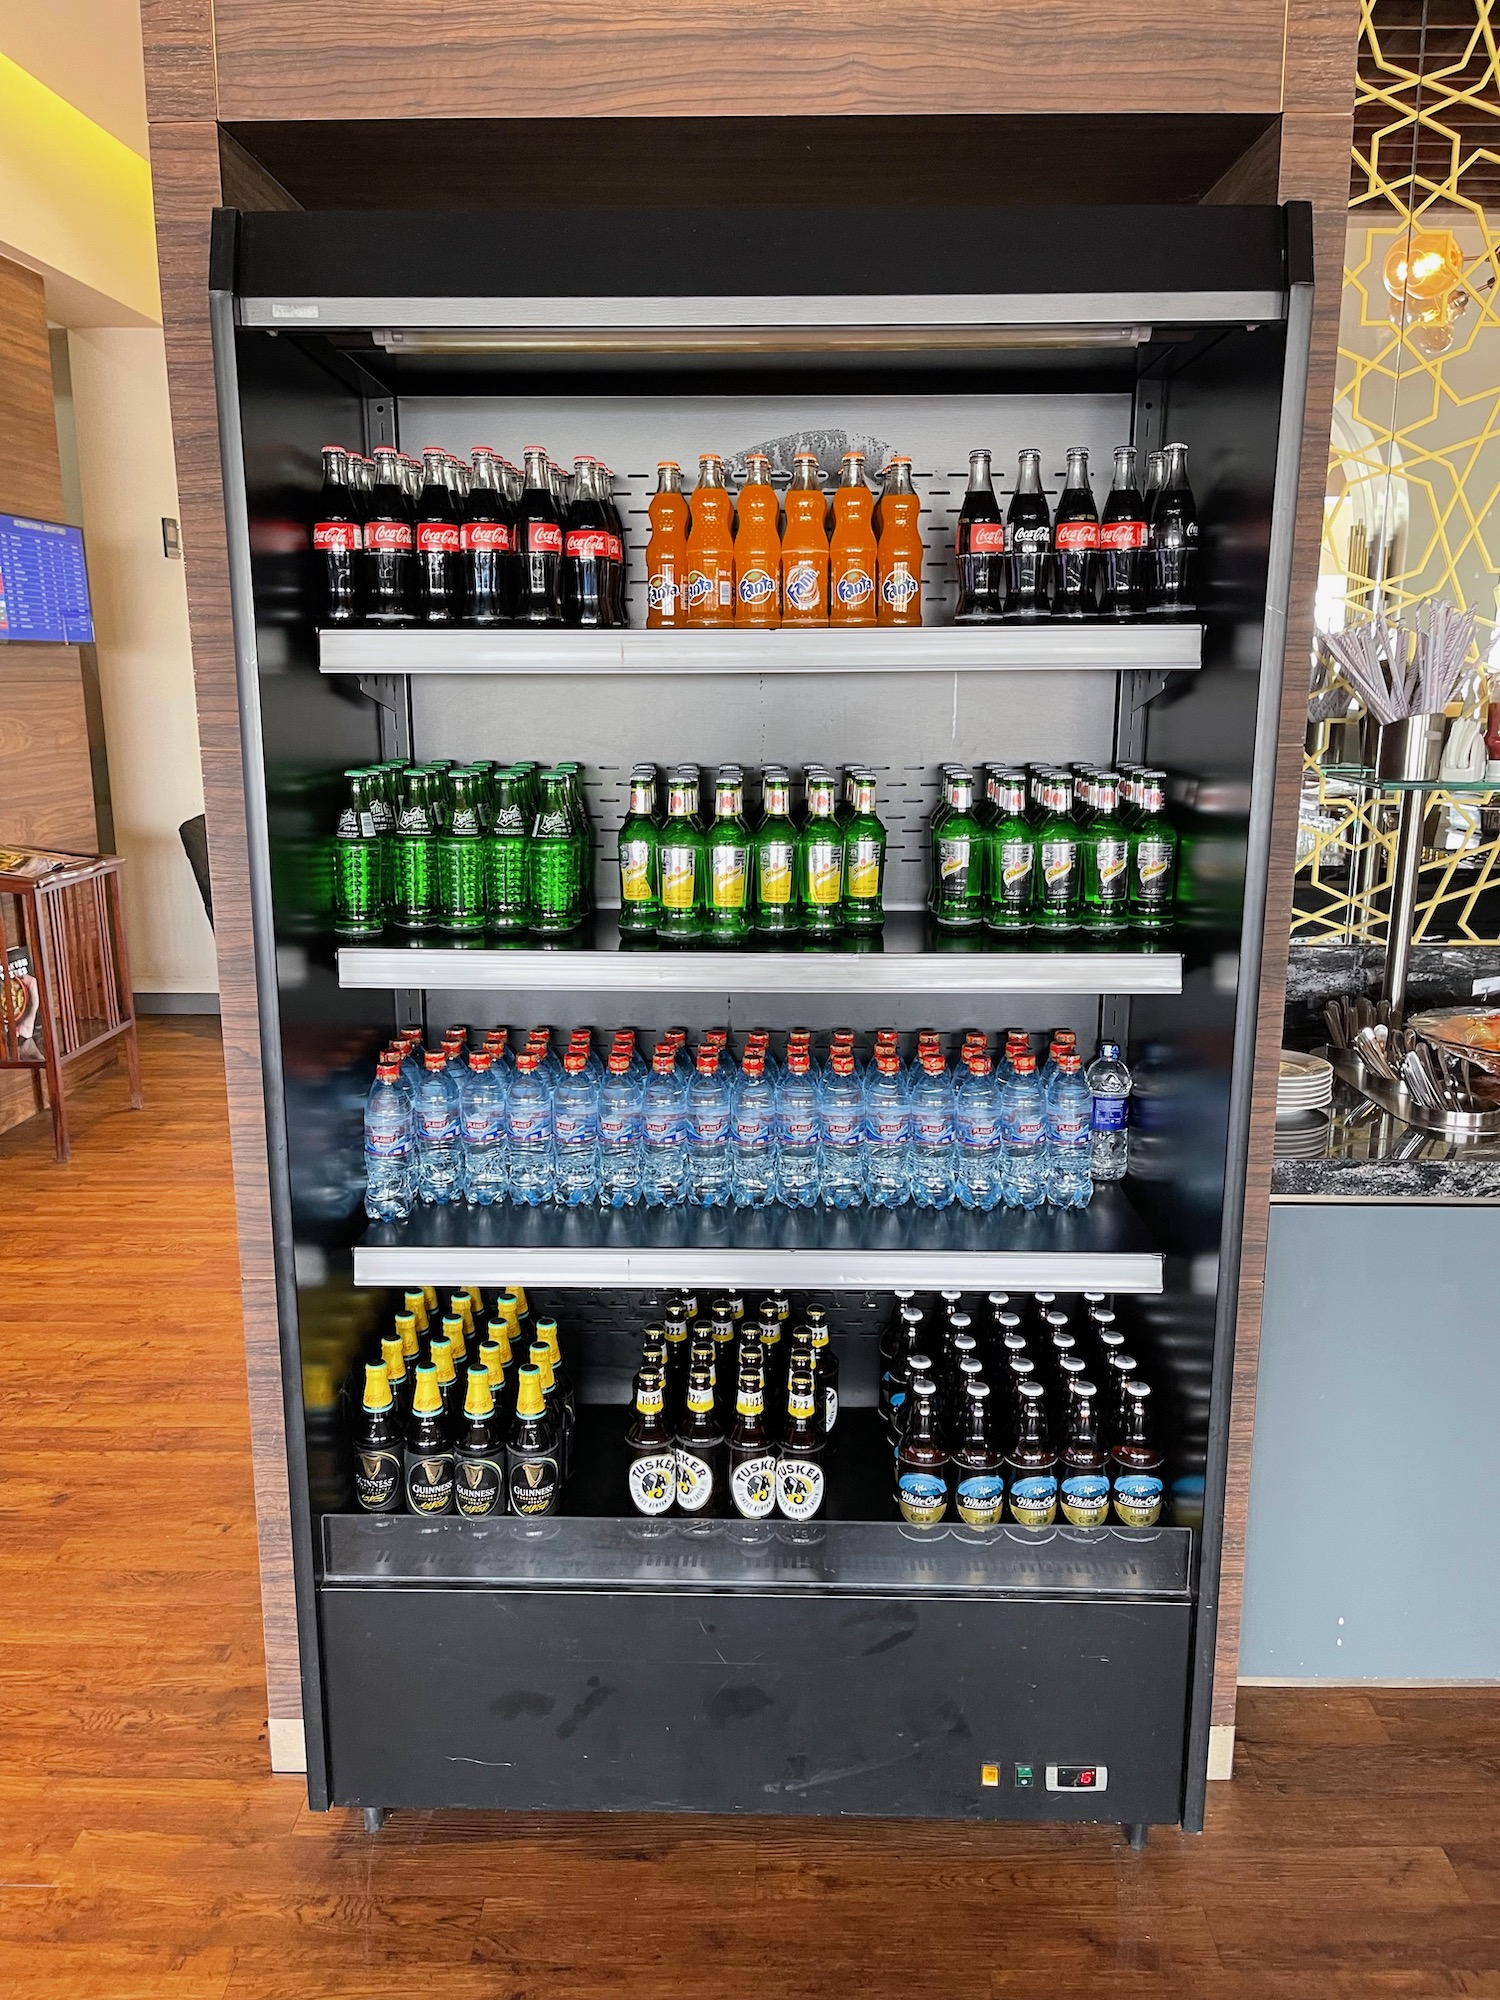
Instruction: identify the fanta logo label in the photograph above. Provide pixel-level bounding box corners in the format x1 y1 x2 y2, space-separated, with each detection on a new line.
836 569 874 606
784 564 821 610
738 569 776 606
647 572 679 607
683 571 714 606
882 569 919 607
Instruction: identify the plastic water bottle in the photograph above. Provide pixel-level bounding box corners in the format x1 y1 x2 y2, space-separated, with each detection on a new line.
1086 1040 1132 1181
459 1051 507 1205
642 1043 688 1207
862 1041 911 1208
1044 1052 1094 1209
686 1046 734 1207
999 1051 1047 1211
908 1039 956 1209
364 1056 414 1220
774 1039 821 1208
731 1051 778 1209
953 1050 1002 1212
553 1047 601 1205
598 1046 645 1208
817 1047 865 1209
1041 1029 1077 1092
412 1052 464 1205
506 1048 556 1205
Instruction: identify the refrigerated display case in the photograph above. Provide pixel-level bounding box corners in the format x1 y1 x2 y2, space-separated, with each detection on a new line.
210 201 1311 1835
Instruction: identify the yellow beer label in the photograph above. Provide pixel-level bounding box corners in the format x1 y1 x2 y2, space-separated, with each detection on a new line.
759 843 793 904
620 840 653 902
806 840 842 906
848 838 880 899
660 848 696 910
710 846 748 910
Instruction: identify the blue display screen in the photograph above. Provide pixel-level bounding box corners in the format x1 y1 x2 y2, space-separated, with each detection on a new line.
0 514 94 644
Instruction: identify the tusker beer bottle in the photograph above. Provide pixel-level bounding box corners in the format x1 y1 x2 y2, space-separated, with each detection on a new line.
734 452 781 627
646 461 689 628
781 452 830 626
875 456 923 626
625 1367 677 1515
675 1367 727 1516
354 1363 403 1513
728 1362 777 1519
776 1366 826 1520
829 451 878 626
685 453 735 627
505 1364 562 1517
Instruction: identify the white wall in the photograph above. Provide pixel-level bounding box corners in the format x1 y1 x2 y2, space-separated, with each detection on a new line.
67 325 217 997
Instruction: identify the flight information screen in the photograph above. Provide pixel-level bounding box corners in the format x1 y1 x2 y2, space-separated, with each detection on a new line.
0 515 94 644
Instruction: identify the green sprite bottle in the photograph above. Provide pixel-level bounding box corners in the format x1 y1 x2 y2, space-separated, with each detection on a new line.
484 766 531 934
391 765 436 931
985 770 1034 933
797 772 844 939
752 768 799 935
928 769 984 930
528 767 581 935
1129 771 1178 931
436 768 487 934
616 766 661 937
657 770 706 942
557 761 594 917
706 771 751 944
333 769 384 936
841 771 886 931
1033 777 1082 931
1081 771 1131 933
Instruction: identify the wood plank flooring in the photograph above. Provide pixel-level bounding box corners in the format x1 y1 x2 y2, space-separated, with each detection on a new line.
0 1018 1496 1998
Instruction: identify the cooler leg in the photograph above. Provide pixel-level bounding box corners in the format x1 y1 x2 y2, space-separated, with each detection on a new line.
362 1807 387 1833
1125 1822 1148 1851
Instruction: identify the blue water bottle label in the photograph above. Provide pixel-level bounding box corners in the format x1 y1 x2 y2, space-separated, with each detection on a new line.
1092 1096 1128 1131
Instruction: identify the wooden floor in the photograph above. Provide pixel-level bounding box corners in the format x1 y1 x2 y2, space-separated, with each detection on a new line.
0 1018 1496 1998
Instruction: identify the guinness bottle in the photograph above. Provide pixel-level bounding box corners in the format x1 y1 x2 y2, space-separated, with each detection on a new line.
895 1375 948 1525
528 1341 569 1482
625 1368 677 1516
403 1364 454 1516
454 1366 505 1517
675 1367 727 1517
380 1335 411 1420
776 1366 826 1521
353 1363 402 1513
505 1364 561 1518
428 1334 460 1414
536 1318 576 1478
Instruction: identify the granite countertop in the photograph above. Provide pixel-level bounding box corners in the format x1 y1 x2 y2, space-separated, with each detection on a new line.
1271 1071 1500 1200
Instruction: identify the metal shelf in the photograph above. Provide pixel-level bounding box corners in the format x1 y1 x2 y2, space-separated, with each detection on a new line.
337 911 1183 995
354 1186 1163 1292
319 623 1202 678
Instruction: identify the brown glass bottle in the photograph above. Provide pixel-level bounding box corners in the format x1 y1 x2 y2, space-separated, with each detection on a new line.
710 1305 738 1426
776 1366 826 1520
528 1340 569 1485
806 1311 840 1439
624 1367 677 1516
403 1364 454 1516
728 1363 776 1520
675 1367 727 1516
1006 1378 1059 1526
454 1365 505 1517
428 1334 460 1415
536 1318 576 1478
896 1376 949 1526
380 1336 411 1422
354 1363 403 1513
1059 1379 1111 1525
949 1380 1005 1526
504 1364 561 1518
1110 1379 1165 1525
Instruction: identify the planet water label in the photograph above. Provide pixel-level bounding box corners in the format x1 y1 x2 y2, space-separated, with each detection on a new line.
454 1455 504 1517
1113 1473 1164 1526
660 847 697 909
776 1456 824 1520
462 1108 501 1146
955 1473 1005 1527
1060 1474 1111 1527
710 846 748 910
805 840 843 906
822 1104 861 1147
847 837 882 900
365 1123 410 1161
758 841 794 904
403 1449 454 1515
1009 1473 1058 1526
354 1447 401 1512
897 1469 948 1526
675 1448 716 1514
418 1105 460 1143
628 1450 677 1516
731 1453 776 1519
619 839 654 902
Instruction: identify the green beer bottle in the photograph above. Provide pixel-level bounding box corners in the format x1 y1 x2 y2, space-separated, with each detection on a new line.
1129 771 1178 931
929 769 984 930
391 765 436 931
1033 776 1083 931
657 770 706 942
841 771 886 931
436 768 487 934
797 772 844 940
557 761 594 918
752 768 799 935
333 768 385 936
706 771 751 944
985 771 1034 933
1081 771 1131 933
484 766 531 934
616 766 661 937
528 767 581 935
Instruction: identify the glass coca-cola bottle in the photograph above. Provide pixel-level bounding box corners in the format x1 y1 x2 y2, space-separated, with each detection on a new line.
1150 441 1198 617
462 445 516 625
515 445 563 626
414 446 460 624
312 445 361 626
1004 447 1051 620
562 457 613 628
1052 446 1099 619
361 445 414 625
597 463 627 626
954 448 1005 623
1099 445 1148 619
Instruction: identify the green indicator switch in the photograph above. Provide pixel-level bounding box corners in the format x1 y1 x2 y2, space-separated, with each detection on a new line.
1014 1763 1035 1789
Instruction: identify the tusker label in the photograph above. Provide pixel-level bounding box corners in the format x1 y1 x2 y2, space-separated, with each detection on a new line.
710 846 748 910
1009 1473 1058 1527
355 1447 401 1512
824 1384 839 1434
776 1455 824 1521
965 522 1006 554
506 1448 559 1516
1054 520 1099 551
526 521 563 556
314 521 361 552
366 520 412 552
847 838 881 899
1099 520 1148 551
1060 1474 1111 1526
462 521 512 552
403 1448 454 1515
416 522 461 553
660 848 697 910
454 1454 505 1517
1113 1474 1164 1526
897 1469 948 1525
675 1448 716 1514
628 1449 677 1516
955 1472 1005 1526
620 840 654 902
731 1453 777 1519
758 843 794 904
805 841 842 907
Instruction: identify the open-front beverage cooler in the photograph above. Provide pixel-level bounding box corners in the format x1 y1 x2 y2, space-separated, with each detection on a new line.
211 201 1311 1835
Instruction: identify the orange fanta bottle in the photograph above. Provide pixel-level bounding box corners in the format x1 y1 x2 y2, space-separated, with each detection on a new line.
734 452 781 627
829 450 878 626
645 461 689 628
684 453 735 627
875 455 924 626
781 451 829 626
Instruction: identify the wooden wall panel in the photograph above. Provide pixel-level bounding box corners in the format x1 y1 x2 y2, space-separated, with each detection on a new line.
0 258 66 521
211 0 1288 121
146 114 302 1733
138 0 218 123
0 651 96 851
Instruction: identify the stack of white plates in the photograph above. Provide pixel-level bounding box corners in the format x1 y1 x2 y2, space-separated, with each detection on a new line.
1277 1050 1333 1120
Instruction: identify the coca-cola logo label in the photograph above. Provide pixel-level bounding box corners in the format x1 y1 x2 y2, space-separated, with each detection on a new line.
416 522 461 553
1054 521 1100 551
564 529 613 561
527 521 563 556
313 521 360 552
606 534 623 562
965 522 1005 554
1099 521 1148 551
835 568 874 606
365 520 412 552
462 522 512 552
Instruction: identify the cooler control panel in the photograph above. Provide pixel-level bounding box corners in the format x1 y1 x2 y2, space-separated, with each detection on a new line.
1046 1763 1108 1793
